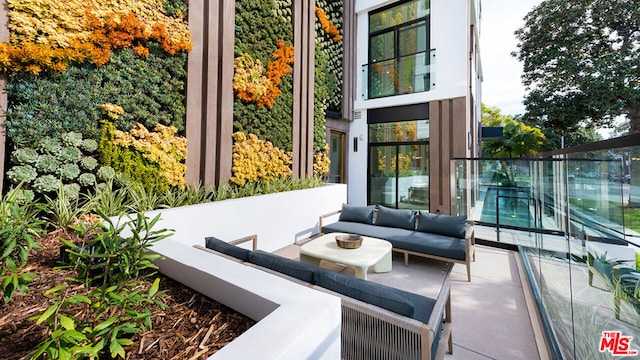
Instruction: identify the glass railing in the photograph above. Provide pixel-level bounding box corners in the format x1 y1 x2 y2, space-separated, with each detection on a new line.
362 49 436 100
453 143 640 359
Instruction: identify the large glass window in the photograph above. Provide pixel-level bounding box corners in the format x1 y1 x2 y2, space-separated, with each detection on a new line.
367 0 430 99
368 119 429 210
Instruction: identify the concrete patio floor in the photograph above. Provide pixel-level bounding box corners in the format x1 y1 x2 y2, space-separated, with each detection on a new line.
274 242 546 360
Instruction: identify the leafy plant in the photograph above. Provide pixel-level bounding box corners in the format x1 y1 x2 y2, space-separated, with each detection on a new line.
32 212 171 359
44 182 88 231
0 185 45 303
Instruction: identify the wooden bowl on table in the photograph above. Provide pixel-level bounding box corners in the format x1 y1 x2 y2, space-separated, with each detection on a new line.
335 234 363 249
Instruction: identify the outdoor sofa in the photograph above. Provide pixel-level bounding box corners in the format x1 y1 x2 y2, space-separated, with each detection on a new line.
197 235 453 360
319 204 476 281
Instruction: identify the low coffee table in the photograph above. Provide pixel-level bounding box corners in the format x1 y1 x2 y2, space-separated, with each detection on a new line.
299 232 392 280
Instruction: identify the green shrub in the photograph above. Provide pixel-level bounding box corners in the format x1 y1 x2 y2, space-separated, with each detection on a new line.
4 46 187 149
0 186 45 303
4 66 103 147
32 212 171 359
98 122 174 192
98 46 187 132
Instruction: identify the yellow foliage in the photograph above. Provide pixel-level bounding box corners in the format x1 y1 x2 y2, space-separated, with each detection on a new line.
111 122 187 188
313 144 330 176
231 132 292 186
100 103 125 120
7 0 190 48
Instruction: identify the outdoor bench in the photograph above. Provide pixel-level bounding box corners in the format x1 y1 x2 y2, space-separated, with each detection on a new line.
319 204 476 281
197 235 453 360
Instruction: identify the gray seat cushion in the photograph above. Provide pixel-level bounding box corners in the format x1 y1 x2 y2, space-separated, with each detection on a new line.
322 221 466 261
205 236 251 261
248 250 317 283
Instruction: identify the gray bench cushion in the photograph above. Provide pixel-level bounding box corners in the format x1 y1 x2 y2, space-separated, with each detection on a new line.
205 236 251 261
248 250 317 283
314 268 436 323
322 221 466 261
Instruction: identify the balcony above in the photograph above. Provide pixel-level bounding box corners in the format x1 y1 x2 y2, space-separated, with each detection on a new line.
362 49 436 100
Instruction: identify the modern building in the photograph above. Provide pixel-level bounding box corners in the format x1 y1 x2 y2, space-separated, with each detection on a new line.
333 0 482 215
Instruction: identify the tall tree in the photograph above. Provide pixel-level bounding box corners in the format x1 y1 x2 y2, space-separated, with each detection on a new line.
481 104 546 158
513 0 640 135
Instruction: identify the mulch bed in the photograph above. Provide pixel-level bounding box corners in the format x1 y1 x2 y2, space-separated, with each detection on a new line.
0 231 255 360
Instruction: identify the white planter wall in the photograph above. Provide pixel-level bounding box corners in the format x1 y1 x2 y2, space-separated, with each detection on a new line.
140 184 347 252
126 185 348 359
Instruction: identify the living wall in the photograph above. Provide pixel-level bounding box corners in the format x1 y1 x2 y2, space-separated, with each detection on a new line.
1 0 191 194
232 0 340 182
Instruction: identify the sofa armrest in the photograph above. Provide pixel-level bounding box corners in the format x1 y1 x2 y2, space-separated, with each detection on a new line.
319 210 342 231
465 222 475 261
228 234 258 251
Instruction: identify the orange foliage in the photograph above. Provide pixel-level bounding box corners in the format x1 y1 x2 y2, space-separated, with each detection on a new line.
234 40 294 109
0 8 192 73
316 7 342 42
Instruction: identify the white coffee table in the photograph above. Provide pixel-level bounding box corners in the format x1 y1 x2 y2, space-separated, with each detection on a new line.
299 232 392 280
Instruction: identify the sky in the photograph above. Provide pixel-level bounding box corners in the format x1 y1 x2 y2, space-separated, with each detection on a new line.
480 0 542 116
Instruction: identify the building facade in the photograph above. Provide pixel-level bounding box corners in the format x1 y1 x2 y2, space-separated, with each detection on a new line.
327 0 482 214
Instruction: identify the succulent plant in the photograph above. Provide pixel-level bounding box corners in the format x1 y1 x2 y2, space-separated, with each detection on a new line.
97 166 116 181
39 137 63 155
80 139 99 153
58 146 82 163
61 132 83 147
35 154 60 174
11 148 39 164
80 156 99 171
78 173 96 187
33 175 60 193
58 163 81 181
63 183 81 200
7 165 37 184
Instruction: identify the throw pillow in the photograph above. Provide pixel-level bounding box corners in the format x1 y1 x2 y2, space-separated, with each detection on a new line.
375 205 416 230
416 212 467 238
338 203 376 224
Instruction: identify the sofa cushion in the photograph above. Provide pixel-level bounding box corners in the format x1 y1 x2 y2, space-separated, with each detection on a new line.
375 205 416 230
387 231 467 261
417 212 467 238
205 236 251 261
338 203 376 224
248 250 317 283
314 268 415 318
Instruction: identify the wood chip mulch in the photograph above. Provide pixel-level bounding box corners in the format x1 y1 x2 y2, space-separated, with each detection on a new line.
0 231 255 360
